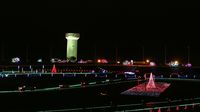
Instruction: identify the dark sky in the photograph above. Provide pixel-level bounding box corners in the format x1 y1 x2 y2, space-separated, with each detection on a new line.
0 4 199 65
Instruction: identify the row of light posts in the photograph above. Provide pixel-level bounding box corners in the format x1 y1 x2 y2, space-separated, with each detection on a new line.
114 45 191 66
0 42 191 65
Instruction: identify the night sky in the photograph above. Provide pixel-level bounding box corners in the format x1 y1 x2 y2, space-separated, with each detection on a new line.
0 4 199 65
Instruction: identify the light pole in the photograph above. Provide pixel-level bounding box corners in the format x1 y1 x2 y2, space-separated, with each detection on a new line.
0 41 5 62
94 44 96 63
115 47 118 63
164 45 167 65
142 46 144 61
26 44 29 63
187 45 190 64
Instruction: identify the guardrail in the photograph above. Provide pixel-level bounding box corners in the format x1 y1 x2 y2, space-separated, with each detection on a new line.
37 97 200 112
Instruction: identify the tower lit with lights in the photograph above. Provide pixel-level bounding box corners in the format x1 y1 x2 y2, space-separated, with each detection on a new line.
65 33 80 61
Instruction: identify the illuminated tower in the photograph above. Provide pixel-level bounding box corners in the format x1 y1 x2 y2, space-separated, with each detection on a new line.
65 33 80 61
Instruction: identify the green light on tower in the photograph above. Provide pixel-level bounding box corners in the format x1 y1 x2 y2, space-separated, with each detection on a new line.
65 33 80 62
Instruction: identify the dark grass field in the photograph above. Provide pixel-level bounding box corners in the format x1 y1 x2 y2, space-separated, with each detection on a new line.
0 79 200 111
